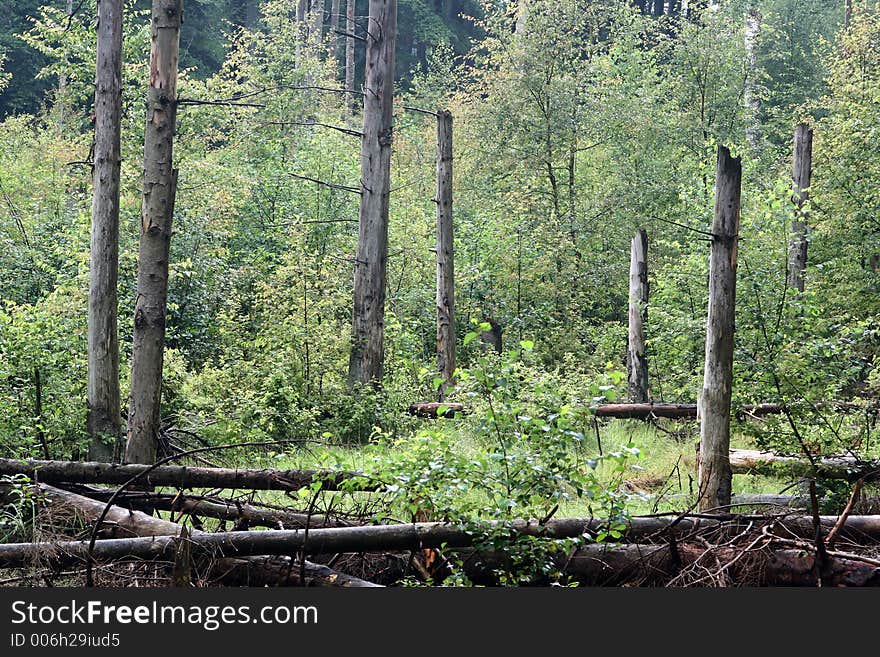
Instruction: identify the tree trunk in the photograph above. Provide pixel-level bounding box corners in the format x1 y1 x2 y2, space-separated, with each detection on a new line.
0 457 376 492
87 0 124 463
27 483 379 586
7 515 880 574
729 448 880 482
787 123 813 293
347 0 396 387
125 0 182 465
331 0 341 63
436 109 455 398
593 401 864 420
627 229 649 402
743 6 762 149
311 0 324 41
698 146 741 511
345 0 356 116
845 0 853 27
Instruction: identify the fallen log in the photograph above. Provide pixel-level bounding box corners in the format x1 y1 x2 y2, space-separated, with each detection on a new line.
470 543 880 586
0 458 379 492
5 514 880 569
408 402 465 418
15 483 380 587
594 401 863 420
55 484 353 529
729 449 880 482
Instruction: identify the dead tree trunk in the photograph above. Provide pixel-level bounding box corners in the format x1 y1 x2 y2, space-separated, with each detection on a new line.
345 0 356 116
787 123 813 293
331 0 341 63
0 457 376 492
347 0 396 387
743 5 762 149
125 0 182 465
29 484 379 586
698 146 741 512
627 229 649 402
87 0 124 462
436 108 455 398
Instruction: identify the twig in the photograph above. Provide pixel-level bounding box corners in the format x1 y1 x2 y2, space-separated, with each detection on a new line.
825 478 864 549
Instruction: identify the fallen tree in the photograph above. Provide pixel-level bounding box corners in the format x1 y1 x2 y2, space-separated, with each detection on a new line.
729 449 880 482
0 458 379 492
55 484 353 529
408 402 465 418
4 514 880 569
10 483 380 587
593 401 863 420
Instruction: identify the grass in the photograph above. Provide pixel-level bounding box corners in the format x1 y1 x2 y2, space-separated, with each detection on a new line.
225 416 802 523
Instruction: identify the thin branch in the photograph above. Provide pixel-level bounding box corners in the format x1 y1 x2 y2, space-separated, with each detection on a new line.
178 98 265 109
266 120 362 137
289 172 361 194
402 105 438 117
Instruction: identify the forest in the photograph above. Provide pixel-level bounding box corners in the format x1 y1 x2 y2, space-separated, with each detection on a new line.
0 0 879 588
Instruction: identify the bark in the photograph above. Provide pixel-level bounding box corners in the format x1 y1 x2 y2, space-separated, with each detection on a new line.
6 515 880 579
60 486 354 529
125 0 183 465
698 146 741 511
408 401 464 418
345 0 355 116
743 6 762 149
536 543 880 586
331 0 341 63
347 0 396 387
311 0 325 40
729 448 880 482
435 109 455 397
26 483 379 587
0 458 377 492
627 229 649 402
87 0 124 462
593 401 863 419
787 123 813 293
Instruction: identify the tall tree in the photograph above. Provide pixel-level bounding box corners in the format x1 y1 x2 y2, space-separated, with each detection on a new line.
787 123 812 293
435 108 455 398
125 0 182 464
698 145 741 512
345 0 355 116
87 0 124 462
627 229 649 403
347 0 396 387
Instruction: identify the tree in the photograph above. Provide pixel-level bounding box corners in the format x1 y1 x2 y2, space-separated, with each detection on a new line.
125 0 183 464
698 145 741 512
87 0 125 462
347 0 396 387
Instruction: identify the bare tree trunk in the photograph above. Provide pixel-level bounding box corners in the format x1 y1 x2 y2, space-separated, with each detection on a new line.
845 0 853 27
331 0 341 63
311 0 324 41
743 6 762 149
435 109 455 398
30 484 379 586
0 457 375 492
627 229 649 403
347 0 396 387
87 0 124 462
787 123 813 293
296 0 308 67
345 0 356 117
698 146 741 512
125 0 182 465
